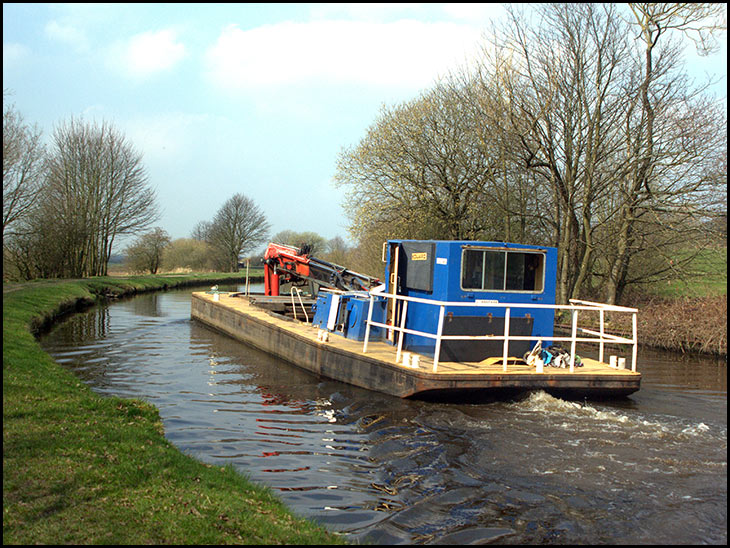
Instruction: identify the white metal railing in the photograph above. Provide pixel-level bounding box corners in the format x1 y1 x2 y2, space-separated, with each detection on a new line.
290 287 310 323
361 290 638 374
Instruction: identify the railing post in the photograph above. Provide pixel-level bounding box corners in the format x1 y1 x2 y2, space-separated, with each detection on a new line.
570 309 578 372
396 300 408 364
362 294 374 353
432 305 445 373
358 298 639 376
599 309 605 364
290 287 309 323
632 312 638 372
502 307 511 372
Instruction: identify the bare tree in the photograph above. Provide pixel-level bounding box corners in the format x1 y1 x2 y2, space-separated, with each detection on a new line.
606 3 727 302
124 227 171 274
483 3 632 302
324 235 350 265
333 3 725 304
629 3 726 57
336 83 503 244
3 94 45 237
474 3 726 303
207 193 270 271
190 220 212 241
450 68 553 245
44 118 159 277
627 2 726 194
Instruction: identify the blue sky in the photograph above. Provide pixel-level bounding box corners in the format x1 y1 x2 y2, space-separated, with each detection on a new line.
3 3 726 251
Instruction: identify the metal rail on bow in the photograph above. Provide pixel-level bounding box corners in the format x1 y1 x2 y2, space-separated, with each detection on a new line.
362 291 638 373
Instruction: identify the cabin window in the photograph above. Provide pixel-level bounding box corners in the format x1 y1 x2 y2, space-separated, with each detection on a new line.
461 248 545 292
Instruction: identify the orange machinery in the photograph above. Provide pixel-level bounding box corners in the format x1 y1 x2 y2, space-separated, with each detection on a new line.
262 243 380 296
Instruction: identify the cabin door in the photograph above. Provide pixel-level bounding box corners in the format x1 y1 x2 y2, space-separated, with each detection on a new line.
386 242 405 343
386 241 436 345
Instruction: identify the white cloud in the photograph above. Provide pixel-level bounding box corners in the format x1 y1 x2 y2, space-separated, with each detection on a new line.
440 3 505 21
44 20 89 52
122 112 217 163
2 42 31 69
110 29 186 80
205 19 482 93
308 4 429 21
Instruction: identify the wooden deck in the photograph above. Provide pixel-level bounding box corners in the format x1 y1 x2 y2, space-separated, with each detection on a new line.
191 292 641 399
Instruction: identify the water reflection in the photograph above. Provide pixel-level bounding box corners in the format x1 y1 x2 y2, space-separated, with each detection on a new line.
130 293 165 317
40 290 727 545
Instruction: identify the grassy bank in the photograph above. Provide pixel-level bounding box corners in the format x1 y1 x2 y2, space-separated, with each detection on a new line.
635 247 726 356
3 274 345 545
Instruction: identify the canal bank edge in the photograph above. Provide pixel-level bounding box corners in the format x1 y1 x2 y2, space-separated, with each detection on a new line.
3 274 345 545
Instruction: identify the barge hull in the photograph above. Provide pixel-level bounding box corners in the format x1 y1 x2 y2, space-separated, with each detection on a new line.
191 293 641 399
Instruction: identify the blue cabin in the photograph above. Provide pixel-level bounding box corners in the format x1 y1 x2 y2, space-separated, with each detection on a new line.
312 239 557 362
382 240 557 361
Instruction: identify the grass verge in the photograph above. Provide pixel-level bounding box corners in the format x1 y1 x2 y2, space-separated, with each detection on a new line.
3 274 346 545
645 246 727 299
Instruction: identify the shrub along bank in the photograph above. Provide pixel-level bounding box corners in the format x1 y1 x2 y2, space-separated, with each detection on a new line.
556 293 727 357
634 294 727 356
3 274 345 545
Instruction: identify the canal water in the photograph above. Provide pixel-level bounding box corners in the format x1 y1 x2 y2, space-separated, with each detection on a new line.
39 288 726 545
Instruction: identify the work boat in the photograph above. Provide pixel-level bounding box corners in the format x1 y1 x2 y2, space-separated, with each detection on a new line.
191 240 641 399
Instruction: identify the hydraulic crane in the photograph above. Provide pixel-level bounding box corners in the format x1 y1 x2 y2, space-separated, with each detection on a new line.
262 242 380 296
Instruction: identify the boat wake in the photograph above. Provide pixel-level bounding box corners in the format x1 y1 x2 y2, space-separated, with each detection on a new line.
511 390 723 442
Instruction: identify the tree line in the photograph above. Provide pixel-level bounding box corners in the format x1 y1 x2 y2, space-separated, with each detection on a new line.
2 98 276 280
3 88 375 281
3 91 348 280
3 104 159 279
335 3 726 304
125 222 353 276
